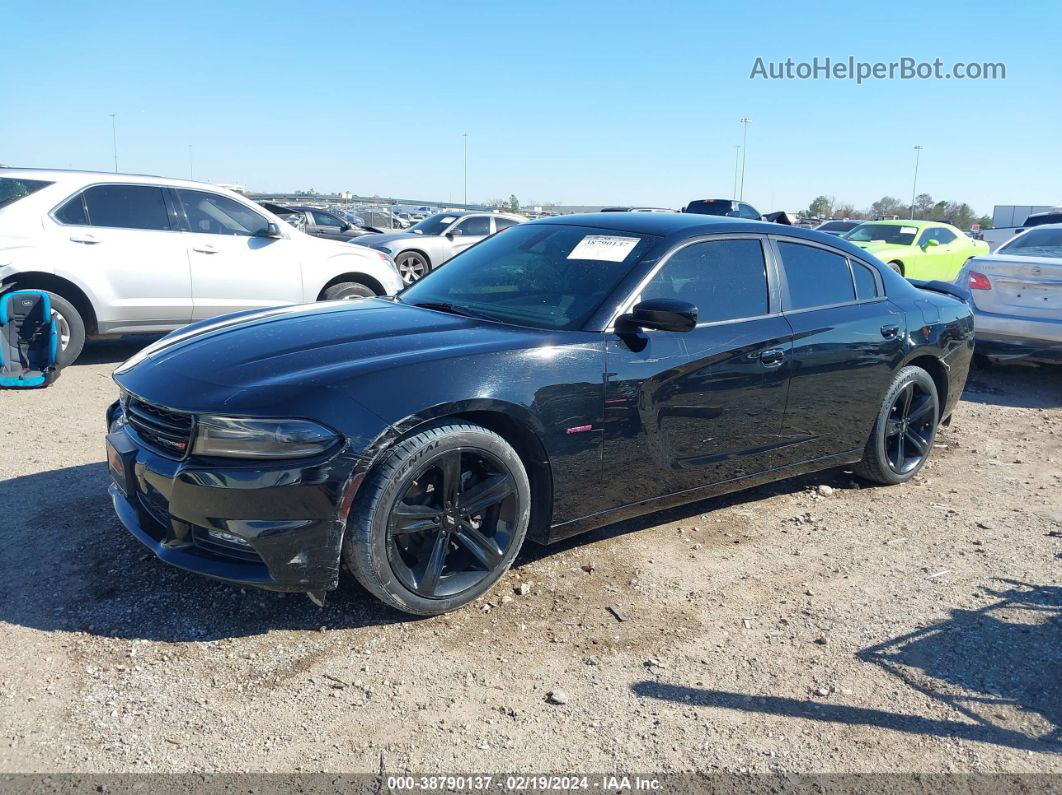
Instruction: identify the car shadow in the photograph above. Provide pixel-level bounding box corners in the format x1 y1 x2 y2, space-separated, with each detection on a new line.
962 362 1062 409
631 579 1062 754
0 462 411 643
71 336 160 366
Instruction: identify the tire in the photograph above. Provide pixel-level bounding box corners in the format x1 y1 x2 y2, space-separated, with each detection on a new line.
394 251 430 284
344 420 531 615
322 281 375 301
887 260 904 276
854 365 939 485
44 291 86 366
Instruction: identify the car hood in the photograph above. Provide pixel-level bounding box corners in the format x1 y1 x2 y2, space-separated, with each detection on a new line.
352 231 432 248
850 241 910 258
112 299 548 414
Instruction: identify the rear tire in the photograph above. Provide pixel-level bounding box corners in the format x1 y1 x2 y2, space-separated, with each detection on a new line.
854 365 939 485
344 421 531 615
322 281 375 301
44 292 85 366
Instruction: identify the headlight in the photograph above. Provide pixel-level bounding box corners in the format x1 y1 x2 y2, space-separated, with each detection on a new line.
192 416 339 459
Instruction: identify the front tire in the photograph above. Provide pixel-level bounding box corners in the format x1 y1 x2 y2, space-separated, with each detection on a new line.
322 281 375 301
394 251 430 284
44 292 85 366
344 421 531 615
854 365 939 485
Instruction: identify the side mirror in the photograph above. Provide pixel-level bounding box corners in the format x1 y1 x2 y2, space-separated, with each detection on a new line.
257 222 282 239
923 238 939 248
445 231 456 240
619 299 698 333
341 222 354 231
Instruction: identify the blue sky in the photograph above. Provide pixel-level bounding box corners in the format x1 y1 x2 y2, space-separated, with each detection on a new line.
4 0 1059 215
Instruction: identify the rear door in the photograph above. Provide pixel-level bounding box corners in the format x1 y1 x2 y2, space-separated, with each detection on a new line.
771 237 904 460
602 235 792 502
175 188 304 319
50 183 192 331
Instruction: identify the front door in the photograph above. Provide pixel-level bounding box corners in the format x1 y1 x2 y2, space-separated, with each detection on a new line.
601 236 792 506
445 215 492 261
175 188 304 320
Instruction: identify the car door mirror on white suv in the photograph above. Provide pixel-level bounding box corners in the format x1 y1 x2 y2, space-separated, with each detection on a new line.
256 222 283 239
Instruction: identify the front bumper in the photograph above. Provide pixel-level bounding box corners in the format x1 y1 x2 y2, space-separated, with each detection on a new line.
106 414 359 593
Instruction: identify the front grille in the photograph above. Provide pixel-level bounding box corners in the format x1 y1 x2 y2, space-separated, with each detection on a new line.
125 396 194 458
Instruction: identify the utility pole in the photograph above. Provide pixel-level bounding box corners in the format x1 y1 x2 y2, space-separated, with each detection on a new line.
732 145 741 200
109 114 118 172
738 117 751 201
188 145 194 180
911 145 923 219
462 133 468 207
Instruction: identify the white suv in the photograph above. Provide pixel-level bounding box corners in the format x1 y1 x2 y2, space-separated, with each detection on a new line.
0 169 404 363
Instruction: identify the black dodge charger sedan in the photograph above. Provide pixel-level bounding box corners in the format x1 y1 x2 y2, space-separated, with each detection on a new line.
106 213 974 614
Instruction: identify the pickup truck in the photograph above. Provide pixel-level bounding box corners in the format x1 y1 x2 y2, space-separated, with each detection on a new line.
982 208 1062 252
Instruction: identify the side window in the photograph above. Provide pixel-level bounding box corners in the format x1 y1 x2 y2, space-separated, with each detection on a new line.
641 239 769 323
177 190 269 236
55 193 89 225
311 210 342 227
494 217 520 232
453 216 491 236
934 228 956 244
737 203 760 219
57 185 171 230
778 242 855 310
852 261 879 300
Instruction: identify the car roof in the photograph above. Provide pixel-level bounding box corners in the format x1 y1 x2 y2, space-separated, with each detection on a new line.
860 219 949 229
0 166 239 193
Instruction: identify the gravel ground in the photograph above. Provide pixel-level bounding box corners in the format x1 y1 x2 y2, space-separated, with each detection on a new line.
0 341 1060 774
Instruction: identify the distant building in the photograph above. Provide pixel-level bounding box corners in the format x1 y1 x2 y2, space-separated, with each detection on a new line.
215 183 247 195
992 205 1053 227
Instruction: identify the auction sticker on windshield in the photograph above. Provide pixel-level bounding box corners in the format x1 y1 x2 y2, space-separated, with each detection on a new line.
567 235 640 262
901 226 918 235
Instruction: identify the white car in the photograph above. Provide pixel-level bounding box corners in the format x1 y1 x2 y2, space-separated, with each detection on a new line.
0 169 404 363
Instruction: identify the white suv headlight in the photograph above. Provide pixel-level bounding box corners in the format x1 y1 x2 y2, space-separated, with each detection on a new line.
192 416 339 459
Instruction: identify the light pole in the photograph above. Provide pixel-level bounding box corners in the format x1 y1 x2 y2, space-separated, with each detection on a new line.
188 144 194 180
738 117 751 201
911 145 923 219
462 133 468 207
109 114 118 172
732 145 741 200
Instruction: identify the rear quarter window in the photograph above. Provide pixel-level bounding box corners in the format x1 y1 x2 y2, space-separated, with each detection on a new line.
778 242 856 309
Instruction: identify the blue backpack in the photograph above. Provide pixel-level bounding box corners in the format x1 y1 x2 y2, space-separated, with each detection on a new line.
0 290 60 388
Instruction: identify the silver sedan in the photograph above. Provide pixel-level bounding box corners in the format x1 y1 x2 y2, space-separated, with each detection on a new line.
352 211 525 283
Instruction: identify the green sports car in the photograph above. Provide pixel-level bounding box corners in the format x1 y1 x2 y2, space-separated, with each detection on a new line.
843 220 989 281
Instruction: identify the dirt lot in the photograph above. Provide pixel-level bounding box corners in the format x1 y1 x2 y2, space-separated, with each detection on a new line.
0 341 1060 774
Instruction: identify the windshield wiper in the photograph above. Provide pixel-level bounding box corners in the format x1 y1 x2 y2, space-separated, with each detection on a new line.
410 301 489 320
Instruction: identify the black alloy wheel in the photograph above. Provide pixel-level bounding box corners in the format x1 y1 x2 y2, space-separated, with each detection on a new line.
883 380 936 475
344 421 530 614
388 448 519 598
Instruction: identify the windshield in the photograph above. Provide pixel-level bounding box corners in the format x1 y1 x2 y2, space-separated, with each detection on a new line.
408 213 460 236
818 221 858 232
845 223 918 245
0 177 52 210
684 200 734 216
400 224 659 330
999 228 1062 258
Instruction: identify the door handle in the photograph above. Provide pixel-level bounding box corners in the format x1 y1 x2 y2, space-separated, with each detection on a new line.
880 324 900 339
192 244 218 254
69 234 99 244
758 348 785 367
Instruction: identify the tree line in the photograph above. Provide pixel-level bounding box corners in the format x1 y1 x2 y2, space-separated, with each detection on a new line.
805 195 993 229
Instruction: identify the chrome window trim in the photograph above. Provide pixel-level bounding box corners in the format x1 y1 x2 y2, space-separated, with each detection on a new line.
604 233 778 333
768 234 887 312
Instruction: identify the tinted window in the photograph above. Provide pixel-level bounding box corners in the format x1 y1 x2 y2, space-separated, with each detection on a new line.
311 210 343 227
683 199 734 216
921 227 956 245
999 227 1062 257
1024 212 1062 227
736 203 760 219
409 213 459 236
846 223 917 245
494 217 521 231
55 193 88 225
74 185 171 230
852 261 879 300
818 220 859 233
778 242 855 309
454 216 490 236
401 224 657 331
0 178 52 210
641 239 768 323
178 189 269 236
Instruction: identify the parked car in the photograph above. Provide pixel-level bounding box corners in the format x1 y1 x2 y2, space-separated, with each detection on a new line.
105 212 973 615
600 207 675 213
814 219 862 237
0 169 403 364
957 223 1062 364
981 208 1062 252
353 211 525 283
357 207 410 230
682 199 762 220
844 219 989 280
261 204 376 241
